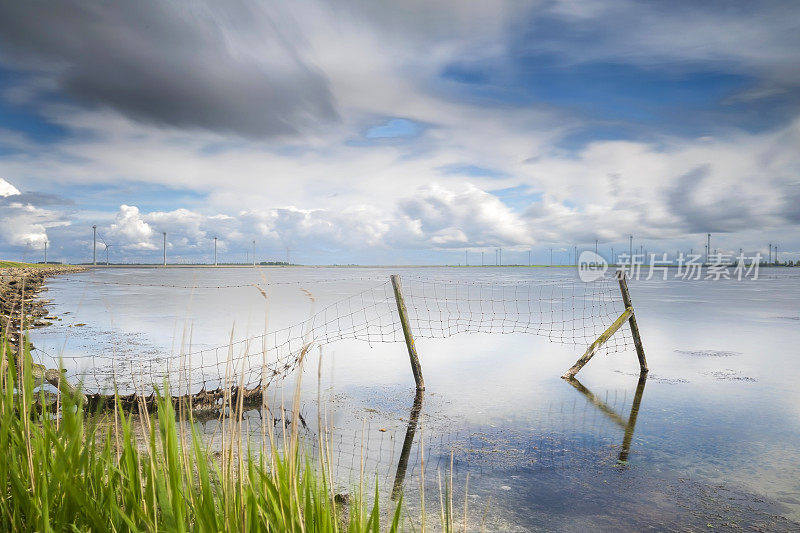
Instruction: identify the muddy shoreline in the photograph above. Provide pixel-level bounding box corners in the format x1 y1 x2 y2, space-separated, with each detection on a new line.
1 265 271 411
0 264 86 346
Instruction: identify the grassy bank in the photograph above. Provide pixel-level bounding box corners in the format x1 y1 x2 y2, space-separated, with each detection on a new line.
0 336 411 532
0 261 52 269
0 261 83 270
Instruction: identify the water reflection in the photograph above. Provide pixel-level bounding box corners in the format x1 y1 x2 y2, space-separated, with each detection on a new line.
391 389 423 500
564 373 648 463
30 267 800 526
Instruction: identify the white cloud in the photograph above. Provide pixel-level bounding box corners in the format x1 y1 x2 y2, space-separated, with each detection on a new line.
0 177 20 197
107 205 156 250
4 108 800 260
145 208 209 242
0 209 48 248
0 1 799 261
243 204 390 252
0 178 63 250
394 184 532 248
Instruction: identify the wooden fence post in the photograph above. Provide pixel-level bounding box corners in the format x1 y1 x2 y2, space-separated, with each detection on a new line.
562 270 648 379
617 270 648 373
391 275 425 391
561 307 633 379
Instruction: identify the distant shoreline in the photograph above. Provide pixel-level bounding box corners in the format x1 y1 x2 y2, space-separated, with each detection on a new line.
4 260 796 270
72 263 798 269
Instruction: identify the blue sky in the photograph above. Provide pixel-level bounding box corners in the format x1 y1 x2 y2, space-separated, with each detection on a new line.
0 1 799 264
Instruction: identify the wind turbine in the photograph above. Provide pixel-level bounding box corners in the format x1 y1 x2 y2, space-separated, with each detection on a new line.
98 234 114 266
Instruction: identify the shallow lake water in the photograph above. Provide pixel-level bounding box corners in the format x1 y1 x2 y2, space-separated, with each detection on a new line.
30 266 800 531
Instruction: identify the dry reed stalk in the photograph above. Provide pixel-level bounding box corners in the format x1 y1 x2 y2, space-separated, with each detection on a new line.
177 325 188 486
221 325 235 501
462 472 470 533
236 341 248 524
479 497 491 533
437 470 445 530
19 276 36 493
258 280 270 465
450 451 454 531
113 388 120 462
182 323 196 484
359 417 366 525
133 369 157 523
291 342 311 533
0 297 14 393
316 346 339 520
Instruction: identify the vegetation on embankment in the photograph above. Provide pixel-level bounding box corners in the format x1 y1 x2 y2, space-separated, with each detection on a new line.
0 263 462 532
0 335 406 532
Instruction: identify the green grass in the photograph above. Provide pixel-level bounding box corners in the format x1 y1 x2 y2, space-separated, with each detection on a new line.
0 335 409 532
0 261 73 270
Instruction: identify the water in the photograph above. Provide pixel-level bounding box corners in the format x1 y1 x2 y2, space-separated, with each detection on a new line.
30 266 800 530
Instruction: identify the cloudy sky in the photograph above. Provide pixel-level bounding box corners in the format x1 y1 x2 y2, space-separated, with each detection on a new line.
0 0 798 265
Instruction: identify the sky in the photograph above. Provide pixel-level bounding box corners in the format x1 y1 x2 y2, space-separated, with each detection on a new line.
0 0 799 265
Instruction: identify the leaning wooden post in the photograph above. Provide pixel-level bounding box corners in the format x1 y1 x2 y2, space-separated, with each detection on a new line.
391 275 425 390
617 270 648 373
562 307 632 379
562 269 649 379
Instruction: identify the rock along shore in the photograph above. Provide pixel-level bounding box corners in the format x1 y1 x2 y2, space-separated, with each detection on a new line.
1 263 86 344
1 263 86 398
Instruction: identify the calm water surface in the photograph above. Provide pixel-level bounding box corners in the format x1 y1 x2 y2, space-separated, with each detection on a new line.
30 266 800 531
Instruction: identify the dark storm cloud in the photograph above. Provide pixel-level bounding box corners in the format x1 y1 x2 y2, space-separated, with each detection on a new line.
780 182 800 224
0 1 338 137
0 192 74 207
667 166 755 233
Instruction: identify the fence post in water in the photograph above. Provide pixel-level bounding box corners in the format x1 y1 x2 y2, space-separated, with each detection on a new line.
391 274 425 390
562 269 648 379
617 270 648 373
561 307 633 379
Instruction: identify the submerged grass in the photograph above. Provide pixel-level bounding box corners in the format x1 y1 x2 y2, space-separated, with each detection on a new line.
0 334 408 532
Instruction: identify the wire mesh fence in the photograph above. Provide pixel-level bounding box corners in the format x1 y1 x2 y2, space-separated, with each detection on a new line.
32 274 635 396
22 270 647 514
184 380 642 494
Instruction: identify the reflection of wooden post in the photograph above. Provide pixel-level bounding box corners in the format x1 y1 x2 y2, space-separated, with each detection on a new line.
564 373 648 464
617 270 648 373
564 377 628 429
391 275 425 390
619 373 647 463
391 390 424 500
